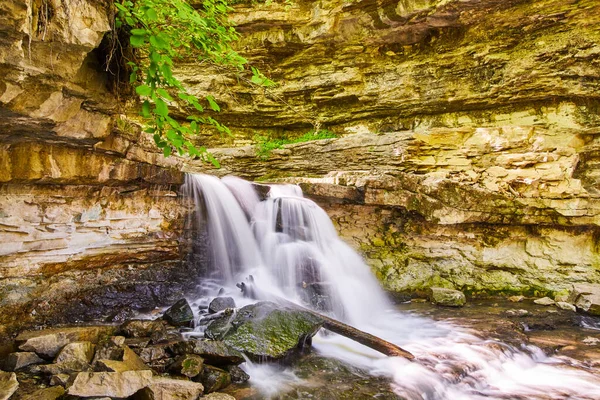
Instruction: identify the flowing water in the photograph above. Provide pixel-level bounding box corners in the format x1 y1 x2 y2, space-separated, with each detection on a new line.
182 173 600 400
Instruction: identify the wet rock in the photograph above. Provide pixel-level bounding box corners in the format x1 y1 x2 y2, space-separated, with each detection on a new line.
196 365 231 393
556 302 576 312
226 365 250 384
534 297 555 306
67 370 153 398
505 309 529 318
204 311 235 340
582 337 600 346
16 326 115 358
429 288 466 307
570 284 600 316
299 283 332 312
55 341 95 366
2 352 44 371
119 320 169 343
508 295 525 302
106 308 136 323
214 301 323 360
0 371 18 400
208 297 236 314
21 386 65 400
97 345 149 373
169 354 204 378
163 299 194 327
172 340 244 366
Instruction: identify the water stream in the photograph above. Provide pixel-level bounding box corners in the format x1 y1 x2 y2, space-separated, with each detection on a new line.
182 173 600 400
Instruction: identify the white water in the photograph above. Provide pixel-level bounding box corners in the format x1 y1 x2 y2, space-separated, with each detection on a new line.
183 173 600 400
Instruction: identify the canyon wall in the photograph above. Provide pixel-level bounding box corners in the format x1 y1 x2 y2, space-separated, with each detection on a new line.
0 0 198 337
186 0 600 296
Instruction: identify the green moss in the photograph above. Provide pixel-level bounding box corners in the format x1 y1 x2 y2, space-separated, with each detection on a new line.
221 302 322 360
254 129 338 160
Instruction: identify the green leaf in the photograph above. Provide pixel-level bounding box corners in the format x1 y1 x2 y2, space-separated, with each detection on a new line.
157 88 173 101
141 100 151 118
135 85 152 96
206 95 220 112
145 7 158 21
154 98 169 117
129 71 137 83
251 75 264 85
130 35 145 48
163 146 172 157
130 28 147 36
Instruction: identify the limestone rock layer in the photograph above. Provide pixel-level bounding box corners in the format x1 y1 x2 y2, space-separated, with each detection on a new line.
186 0 600 296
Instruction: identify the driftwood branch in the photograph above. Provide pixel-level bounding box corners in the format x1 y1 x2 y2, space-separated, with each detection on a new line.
237 277 415 361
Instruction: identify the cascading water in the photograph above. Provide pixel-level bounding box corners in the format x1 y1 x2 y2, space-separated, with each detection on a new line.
183 173 600 400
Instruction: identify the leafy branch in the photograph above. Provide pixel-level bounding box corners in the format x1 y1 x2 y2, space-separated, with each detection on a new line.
114 0 274 165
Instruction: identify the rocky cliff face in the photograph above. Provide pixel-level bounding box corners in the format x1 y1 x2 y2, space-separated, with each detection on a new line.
0 0 197 337
186 0 600 296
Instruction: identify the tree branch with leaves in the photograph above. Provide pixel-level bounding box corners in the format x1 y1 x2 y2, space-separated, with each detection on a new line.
114 0 274 166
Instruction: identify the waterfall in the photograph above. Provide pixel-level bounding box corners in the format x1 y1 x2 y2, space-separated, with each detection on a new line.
183 173 600 400
182 173 388 325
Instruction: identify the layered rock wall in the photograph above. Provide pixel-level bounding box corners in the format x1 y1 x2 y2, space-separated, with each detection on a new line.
0 0 198 336
186 0 600 296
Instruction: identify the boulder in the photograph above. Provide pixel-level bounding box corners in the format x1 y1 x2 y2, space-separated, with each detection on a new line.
169 354 204 378
49 373 70 387
226 365 250 384
570 284 600 316
172 340 244 366
140 377 204 400
97 345 150 372
211 301 323 360
55 341 95 366
534 297 555 306
163 299 194 327
204 312 234 340
16 326 115 358
556 302 576 312
3 352 44 371
429 288 466 307
38 361 91 375
92 338 125 367
208 297 236 314
0 372 18 400
119 320 169 343
67 370 153 398
20 386 65 400
195 365 231 393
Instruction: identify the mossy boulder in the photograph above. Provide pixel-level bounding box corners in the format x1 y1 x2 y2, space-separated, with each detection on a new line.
163 299 194 327
429 287 467 307
209 301 323 361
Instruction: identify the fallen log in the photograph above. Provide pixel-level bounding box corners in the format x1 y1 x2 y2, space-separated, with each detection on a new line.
236 277 415 361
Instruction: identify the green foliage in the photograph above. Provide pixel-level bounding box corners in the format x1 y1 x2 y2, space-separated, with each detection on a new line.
114 0 275 165
254 129 338 160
